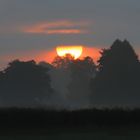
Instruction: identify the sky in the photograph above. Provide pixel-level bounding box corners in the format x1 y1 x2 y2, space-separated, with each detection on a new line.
0 0 140 68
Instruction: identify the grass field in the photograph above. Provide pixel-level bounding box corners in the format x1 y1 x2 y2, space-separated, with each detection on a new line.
0 126 140 140
0 108 140 139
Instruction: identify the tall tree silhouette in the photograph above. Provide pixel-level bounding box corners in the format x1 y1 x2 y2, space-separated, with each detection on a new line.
0 60 53 107
52 54 96 109
68 56 96 109
51 54 74 106
91 39 140 107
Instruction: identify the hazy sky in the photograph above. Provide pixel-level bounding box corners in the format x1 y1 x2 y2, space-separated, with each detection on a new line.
0 0 140 68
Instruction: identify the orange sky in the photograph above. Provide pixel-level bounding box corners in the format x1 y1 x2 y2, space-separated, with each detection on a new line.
1 46 140 70
44 46 101 63
12 47 100 64
0 45 137 69
80 47 101 62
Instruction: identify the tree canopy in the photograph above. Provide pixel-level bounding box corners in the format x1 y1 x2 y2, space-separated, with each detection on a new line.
68 56 96 109
90 39 140 107
0 60 53 107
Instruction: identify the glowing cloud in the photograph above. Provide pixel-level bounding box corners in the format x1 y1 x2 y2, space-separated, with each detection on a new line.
56 46 83 59
21 20 90 35
46 29 86 34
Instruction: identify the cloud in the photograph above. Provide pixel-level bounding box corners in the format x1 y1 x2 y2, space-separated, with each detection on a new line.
42 29 87 35
21 20 90 35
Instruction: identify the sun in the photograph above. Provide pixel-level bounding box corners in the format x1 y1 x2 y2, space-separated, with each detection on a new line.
56 46 83 59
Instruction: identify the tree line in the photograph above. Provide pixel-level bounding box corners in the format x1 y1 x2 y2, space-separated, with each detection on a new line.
0 39 139 108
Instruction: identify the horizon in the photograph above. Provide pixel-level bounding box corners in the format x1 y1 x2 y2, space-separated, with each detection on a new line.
0 39 139 69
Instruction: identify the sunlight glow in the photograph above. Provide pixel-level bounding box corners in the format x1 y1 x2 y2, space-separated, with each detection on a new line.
56 46 83 59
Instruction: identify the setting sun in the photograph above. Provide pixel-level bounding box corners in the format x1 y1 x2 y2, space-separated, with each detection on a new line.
56 46 83 59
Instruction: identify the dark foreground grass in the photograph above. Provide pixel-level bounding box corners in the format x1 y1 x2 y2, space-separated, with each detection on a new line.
0 108 140 139
0 126 140 140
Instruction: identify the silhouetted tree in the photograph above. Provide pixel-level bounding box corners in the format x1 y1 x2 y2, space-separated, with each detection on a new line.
68 56 96 109
39 61 54 69
90 39 140 107
51 54 74 107
51 54 96 109
0 60 53 107
52 54 74 69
